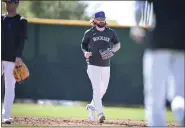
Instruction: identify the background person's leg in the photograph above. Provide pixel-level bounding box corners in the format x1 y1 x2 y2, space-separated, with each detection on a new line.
170 51 185 125
143 50 170 126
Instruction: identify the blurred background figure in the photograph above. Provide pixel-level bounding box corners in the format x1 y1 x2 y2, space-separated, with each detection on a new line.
130 0 185 126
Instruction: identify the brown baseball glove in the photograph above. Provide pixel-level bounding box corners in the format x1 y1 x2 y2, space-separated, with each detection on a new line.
13 61 29 82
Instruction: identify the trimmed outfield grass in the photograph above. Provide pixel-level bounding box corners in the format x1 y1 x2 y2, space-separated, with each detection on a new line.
11 103 176 122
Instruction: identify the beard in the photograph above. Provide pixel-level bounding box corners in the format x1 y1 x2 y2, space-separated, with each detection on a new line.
96 22 106 28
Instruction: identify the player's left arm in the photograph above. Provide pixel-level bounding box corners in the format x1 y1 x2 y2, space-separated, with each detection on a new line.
111 30 121 53
16 17 28 62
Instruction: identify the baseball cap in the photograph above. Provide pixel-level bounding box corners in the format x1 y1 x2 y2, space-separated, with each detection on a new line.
94 11 106 19
4 0 19 3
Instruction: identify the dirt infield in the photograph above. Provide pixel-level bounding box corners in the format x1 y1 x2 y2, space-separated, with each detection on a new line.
2 117 180 127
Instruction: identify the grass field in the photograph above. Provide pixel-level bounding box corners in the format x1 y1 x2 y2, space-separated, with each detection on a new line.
11 103 176 122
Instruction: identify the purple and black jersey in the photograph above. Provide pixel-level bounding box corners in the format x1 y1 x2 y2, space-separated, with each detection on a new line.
81 27 119 67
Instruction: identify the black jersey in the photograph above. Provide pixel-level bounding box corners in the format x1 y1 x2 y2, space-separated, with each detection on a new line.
2 14 28 62
137 0 185 51
81 27 120 67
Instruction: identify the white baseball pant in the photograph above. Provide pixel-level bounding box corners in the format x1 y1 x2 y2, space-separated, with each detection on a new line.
1 61 16 120
87 65 110 115
143 49 184 126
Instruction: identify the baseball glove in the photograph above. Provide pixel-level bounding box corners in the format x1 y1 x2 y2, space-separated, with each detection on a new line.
99 48 115 60
13 61 29 82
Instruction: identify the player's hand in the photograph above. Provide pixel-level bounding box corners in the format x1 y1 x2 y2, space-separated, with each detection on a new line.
130 27 146 43
84 52 92 59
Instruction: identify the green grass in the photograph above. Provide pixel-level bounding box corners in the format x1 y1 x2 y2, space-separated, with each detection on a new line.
11 103 176 122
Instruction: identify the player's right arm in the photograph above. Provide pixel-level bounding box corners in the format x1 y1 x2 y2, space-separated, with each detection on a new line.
81 30 90 53
81 30 92 58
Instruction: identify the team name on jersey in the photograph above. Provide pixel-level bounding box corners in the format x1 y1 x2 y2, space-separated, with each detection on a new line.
93 36 110 42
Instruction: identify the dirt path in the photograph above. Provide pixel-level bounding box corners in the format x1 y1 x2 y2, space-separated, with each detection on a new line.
2 117 180 127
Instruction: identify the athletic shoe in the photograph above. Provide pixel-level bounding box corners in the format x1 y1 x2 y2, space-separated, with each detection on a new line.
86 104 95 122
2 118 12 124
98 113 105 123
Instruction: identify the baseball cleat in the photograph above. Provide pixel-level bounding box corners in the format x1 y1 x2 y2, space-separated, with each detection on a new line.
86 104 96 122
98 113 105 123
2 118 12 124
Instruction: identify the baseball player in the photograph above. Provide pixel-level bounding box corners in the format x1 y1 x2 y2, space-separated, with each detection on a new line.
1 0 28 124
130 0 184 126
81 11 121 123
